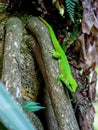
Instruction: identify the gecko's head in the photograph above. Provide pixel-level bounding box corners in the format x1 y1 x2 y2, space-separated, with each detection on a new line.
66 77 77 93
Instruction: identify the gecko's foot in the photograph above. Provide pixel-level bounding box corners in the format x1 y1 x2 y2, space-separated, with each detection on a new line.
57 75 62 86
49 49 56 55
57 81 62 86
50 49 61 59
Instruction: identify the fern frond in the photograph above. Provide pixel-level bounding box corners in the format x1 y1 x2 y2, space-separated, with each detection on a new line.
65 0 78 23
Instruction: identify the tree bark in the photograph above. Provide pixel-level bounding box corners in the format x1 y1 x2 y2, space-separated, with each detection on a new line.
28 36 58 130
1 17 44 130
2 17 23 101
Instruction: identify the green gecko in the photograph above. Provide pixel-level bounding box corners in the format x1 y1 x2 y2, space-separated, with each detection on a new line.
39 16 77 92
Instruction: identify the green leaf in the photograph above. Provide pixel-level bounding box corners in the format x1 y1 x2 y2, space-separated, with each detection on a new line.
22 101 45 112
22 101 40 108
65 0 78 23
0 82 36 130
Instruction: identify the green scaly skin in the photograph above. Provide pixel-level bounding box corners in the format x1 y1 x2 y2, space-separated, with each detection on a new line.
39 17 77 92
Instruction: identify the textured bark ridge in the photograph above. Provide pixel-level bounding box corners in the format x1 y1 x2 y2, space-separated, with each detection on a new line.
28 35 58 130
26 16 79 130
2 17 23 101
